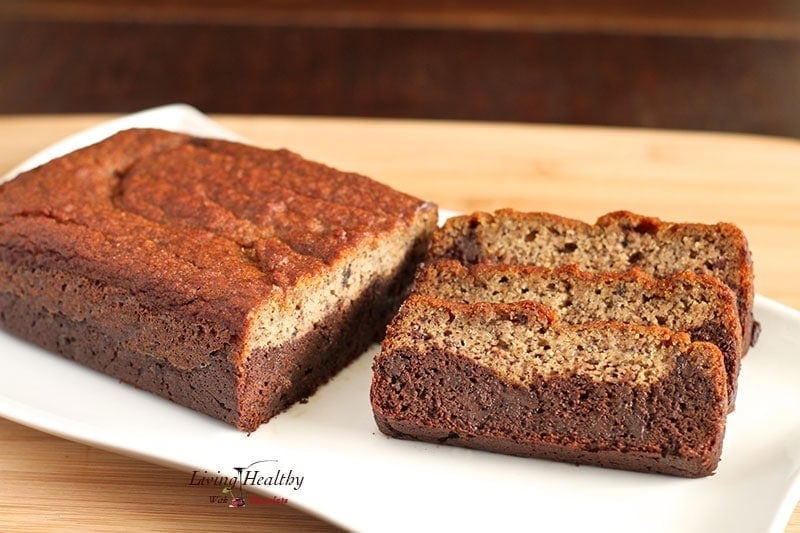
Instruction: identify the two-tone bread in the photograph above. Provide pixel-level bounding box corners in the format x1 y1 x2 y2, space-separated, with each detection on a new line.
413 260 743 409
372 295 728 477
372 209 753 476
0 128 438 431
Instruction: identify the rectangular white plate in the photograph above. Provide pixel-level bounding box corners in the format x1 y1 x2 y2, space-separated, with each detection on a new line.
1 105 799 532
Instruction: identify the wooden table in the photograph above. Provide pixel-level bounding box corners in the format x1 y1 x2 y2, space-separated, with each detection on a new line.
0 114 798 531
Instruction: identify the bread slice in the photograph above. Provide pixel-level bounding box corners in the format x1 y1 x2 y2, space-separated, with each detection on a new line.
413 260 743 409
428 209 756 351
0 128 438 431
371 295 728 477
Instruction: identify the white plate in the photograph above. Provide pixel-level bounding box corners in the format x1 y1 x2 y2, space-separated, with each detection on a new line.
1 105 799 532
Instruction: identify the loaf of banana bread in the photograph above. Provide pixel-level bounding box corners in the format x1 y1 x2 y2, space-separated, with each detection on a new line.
413 260 743 409
0 128 438 431
428 210 756 351
371 295 728 477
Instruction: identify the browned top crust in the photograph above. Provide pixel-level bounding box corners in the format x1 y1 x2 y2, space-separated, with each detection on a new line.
0 128 435 337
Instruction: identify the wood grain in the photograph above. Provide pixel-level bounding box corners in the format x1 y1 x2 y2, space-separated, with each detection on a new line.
0 114 798 531
2 1 800 136
3 0 800 38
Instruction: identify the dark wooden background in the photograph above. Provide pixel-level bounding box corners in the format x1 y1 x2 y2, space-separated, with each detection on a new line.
2 0 800 137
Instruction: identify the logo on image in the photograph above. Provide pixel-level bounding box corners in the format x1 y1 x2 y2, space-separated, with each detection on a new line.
189 459 303 508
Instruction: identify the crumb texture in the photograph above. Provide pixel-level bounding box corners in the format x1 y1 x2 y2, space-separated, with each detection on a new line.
386 295 688 386
428 209 755 349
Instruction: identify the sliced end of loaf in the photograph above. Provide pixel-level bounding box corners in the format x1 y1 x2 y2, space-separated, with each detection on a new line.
373 295 728 477
428 209 755 352
413 259 743 408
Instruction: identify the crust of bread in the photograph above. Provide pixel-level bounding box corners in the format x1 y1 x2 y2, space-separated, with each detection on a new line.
0 128 438 430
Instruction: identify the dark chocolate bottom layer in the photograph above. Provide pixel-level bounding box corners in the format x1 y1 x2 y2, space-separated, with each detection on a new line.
689 321 740 411
0 240 423 431
371 346 726 478
235 262 416 431
0 289 240 423
375 415 708 477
